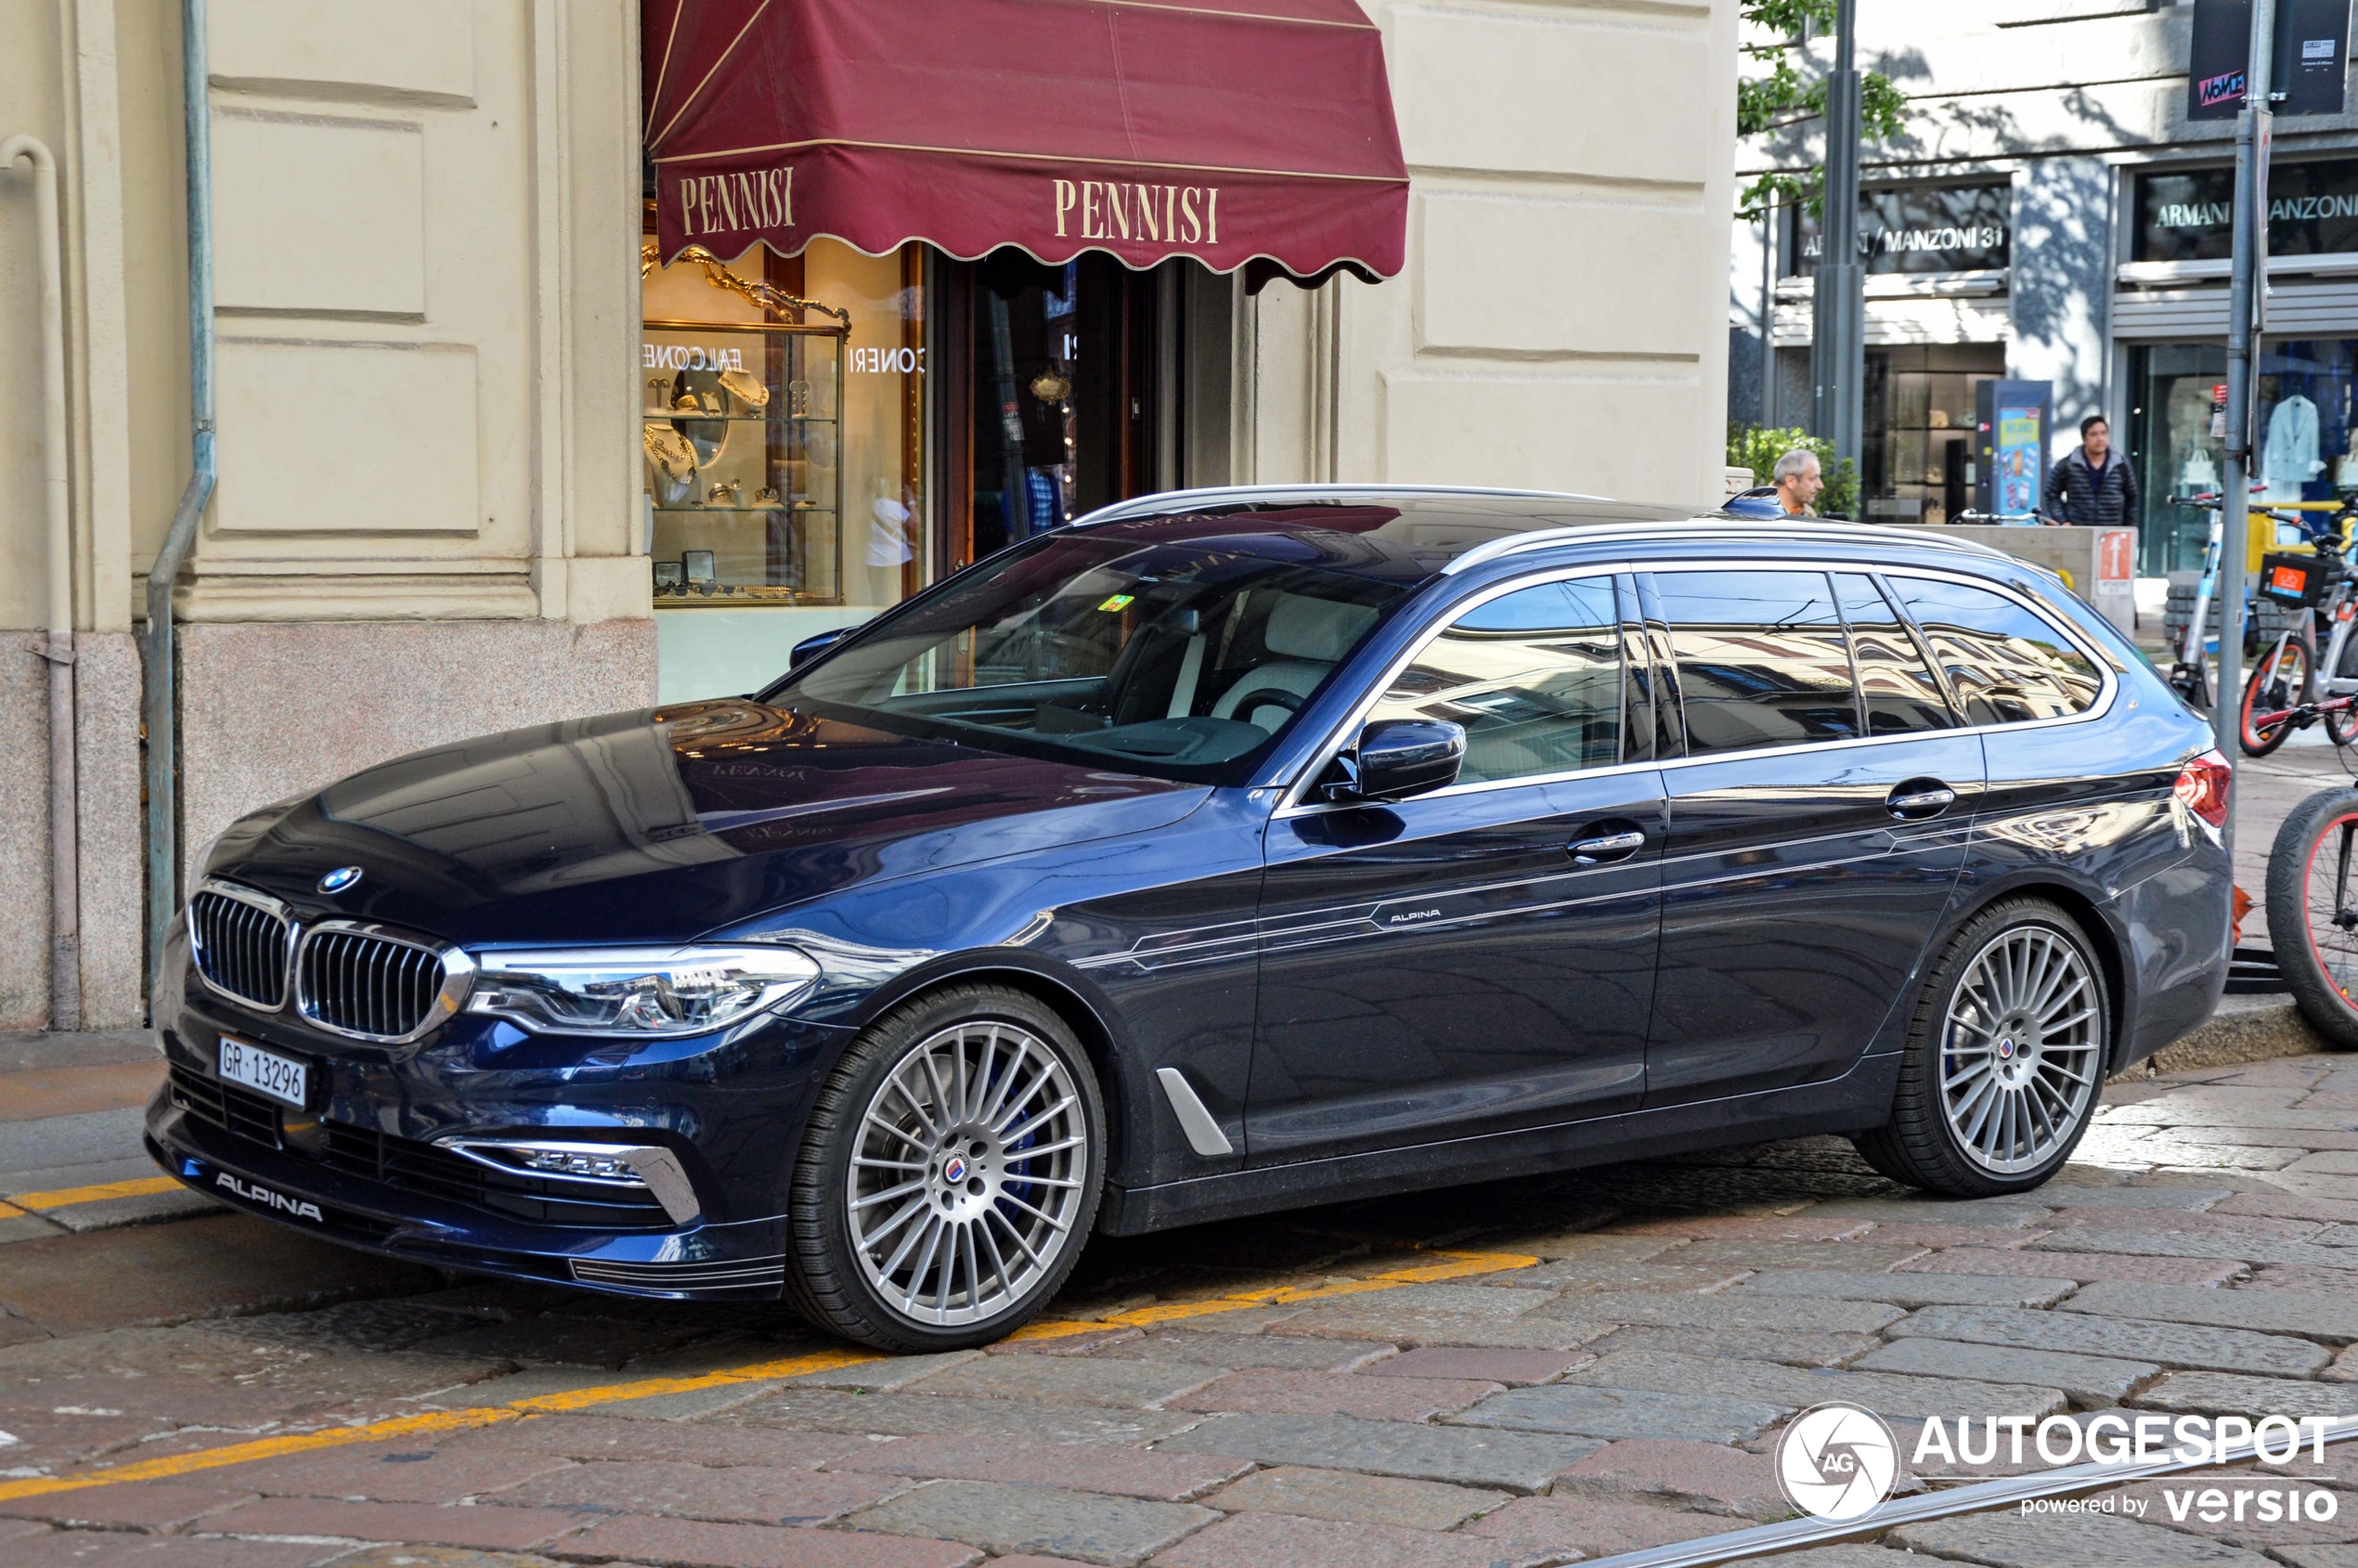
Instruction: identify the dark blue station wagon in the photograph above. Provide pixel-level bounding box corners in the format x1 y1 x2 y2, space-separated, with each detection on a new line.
149 488 2234 1351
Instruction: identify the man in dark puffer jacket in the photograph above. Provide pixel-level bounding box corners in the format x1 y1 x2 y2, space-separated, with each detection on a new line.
2042 414 2140 526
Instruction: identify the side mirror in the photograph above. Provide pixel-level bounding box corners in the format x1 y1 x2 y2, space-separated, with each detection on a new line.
1327 719 1465 803
788 625 858 671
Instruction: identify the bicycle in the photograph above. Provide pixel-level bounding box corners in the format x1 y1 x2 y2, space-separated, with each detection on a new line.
2266 787 2358 1049
2166 494 2243 710
2240 499 2358 756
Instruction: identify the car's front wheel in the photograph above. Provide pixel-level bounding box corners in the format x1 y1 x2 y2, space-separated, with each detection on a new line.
1852 899 2108 1197
783 984 1104 1351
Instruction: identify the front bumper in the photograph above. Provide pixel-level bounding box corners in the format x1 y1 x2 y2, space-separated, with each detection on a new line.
146 1076 797 1299
149 921 859 1302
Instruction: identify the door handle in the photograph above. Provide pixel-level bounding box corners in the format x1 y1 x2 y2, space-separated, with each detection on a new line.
1569 829 1646 864
1887 782 1957 820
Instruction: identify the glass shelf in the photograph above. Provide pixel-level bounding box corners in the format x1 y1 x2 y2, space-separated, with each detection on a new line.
641 412 842 423
652 505 837 515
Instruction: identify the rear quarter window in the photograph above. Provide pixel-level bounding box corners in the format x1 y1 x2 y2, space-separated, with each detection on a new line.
1886 576 2103 724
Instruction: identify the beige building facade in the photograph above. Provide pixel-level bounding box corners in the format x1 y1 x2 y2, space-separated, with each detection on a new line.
1 0 1736 1030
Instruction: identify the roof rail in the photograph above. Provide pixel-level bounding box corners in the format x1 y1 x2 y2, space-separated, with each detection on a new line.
1067 482 1608 528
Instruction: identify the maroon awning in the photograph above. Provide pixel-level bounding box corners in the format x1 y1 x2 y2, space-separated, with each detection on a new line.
642 0 1408 289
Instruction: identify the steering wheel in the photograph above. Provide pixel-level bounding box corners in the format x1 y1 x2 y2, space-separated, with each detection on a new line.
1226 688 1305 728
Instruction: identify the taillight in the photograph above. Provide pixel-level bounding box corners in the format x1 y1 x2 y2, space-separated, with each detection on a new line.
2174 748 2232 828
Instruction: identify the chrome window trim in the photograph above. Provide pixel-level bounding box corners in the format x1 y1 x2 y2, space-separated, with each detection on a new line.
1273 558 2118 820
294 918 476 1045
187 877 296 1012
1435 520 2014 576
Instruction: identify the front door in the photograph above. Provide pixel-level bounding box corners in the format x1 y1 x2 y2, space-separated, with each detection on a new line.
1250 573 1665 1164
1643 567 1983 1105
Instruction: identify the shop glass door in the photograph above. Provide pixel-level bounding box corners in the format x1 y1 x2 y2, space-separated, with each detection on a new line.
949 251 1160 571
1860 344 2003 525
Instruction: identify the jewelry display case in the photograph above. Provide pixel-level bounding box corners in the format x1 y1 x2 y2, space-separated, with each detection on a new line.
641 245 851 605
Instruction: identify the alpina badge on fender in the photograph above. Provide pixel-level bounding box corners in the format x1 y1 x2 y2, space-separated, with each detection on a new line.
215 1172 325 1223
317 866 363 894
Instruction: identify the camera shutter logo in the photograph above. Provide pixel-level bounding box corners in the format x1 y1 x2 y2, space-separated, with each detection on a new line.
1777 1403 1900 1521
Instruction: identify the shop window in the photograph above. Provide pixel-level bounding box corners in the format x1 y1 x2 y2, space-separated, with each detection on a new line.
2130 339 2358 577
1859 345 2005 524
642 234 927 702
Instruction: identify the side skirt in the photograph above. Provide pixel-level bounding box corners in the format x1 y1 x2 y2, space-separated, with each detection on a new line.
1095 1051 1902 1236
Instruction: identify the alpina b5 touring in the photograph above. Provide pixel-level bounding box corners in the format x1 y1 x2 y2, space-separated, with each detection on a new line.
149 488 2232 1350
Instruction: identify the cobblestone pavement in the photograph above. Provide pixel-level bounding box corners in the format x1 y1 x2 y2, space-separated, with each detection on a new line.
7 738 2358 1567
7 1053 2358 1567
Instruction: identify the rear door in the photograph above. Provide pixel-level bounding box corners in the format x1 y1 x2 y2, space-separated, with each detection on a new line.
1249 571 1665 1163
1643 566 1984 1106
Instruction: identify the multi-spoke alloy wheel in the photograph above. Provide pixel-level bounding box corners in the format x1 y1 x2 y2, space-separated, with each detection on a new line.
847 1021 1088 1328
1854 899 2108 1196
784 986 1104 1351
1937 927 2102 1175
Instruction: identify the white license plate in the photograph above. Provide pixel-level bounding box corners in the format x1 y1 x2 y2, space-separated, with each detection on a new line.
218 1037 308 1108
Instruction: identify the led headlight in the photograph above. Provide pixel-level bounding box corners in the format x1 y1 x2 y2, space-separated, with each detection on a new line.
465 944 820 1036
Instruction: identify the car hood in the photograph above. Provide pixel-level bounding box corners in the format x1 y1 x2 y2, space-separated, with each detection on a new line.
206 700 1209 947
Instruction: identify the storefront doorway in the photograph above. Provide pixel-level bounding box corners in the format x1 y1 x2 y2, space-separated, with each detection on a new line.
1859 344 2005 524
937 251 1171 575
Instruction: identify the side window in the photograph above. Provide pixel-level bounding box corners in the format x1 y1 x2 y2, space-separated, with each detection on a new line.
1656 570 1861 754
1888 577 2103 724
1834 573 1956 733
1367 577 1622 784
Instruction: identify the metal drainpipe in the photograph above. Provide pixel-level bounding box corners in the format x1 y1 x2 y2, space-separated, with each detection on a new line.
2 134 80 1031
144 0 216 1012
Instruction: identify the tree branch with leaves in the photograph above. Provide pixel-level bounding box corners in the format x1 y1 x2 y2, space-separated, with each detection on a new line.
1738 0 1910 221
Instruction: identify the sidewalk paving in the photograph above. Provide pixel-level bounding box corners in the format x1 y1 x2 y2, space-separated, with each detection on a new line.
4 1055 2358 1566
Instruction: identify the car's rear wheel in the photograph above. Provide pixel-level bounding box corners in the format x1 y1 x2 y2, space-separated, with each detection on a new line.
1852 899 2108 1197
783 984 1104 1351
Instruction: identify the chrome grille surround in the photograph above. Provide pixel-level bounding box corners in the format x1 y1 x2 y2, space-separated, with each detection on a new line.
188 879 295 1011
295 920 475 1044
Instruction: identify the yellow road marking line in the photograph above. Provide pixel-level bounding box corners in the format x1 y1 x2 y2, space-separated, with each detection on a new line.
0 1246 1534 1503
8 1176 182 1212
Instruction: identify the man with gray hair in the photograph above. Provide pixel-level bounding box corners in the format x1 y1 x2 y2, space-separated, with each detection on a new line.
1772 447 1822 517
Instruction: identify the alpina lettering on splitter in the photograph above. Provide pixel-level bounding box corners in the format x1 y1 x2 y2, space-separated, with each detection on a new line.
215 1173 324 1222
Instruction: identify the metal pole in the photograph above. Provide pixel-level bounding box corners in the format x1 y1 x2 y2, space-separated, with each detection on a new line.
1809 0 1864 472
2214 0 2275 854
146 0 217 1005
1761 197 1778 431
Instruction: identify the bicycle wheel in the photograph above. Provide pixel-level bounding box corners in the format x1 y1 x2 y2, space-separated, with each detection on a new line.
2326 632 2358 746
2265 789 2358 1049
2241 636 2313 756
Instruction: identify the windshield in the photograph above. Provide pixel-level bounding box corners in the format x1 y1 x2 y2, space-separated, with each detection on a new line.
770 533 1410 784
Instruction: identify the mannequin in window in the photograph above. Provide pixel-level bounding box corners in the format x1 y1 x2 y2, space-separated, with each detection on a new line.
866 473 913 606
2263 394 2323 501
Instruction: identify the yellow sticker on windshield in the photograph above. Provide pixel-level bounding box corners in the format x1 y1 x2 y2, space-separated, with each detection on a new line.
1096 594 1135 612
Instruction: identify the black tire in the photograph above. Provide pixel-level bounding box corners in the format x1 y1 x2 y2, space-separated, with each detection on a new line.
2241 635 2313 756
781 984 1106 1351
2266 789 2358 1050
1852 898 2111 1198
